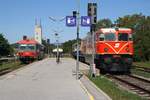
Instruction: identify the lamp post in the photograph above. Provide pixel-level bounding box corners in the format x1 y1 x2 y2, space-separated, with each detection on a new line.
75 0 80 80
55 33 59 63
48 17 65 62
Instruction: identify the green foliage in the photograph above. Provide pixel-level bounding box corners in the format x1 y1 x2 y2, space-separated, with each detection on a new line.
42 39 56 54
0 33 13 56
96 18 112 30
115 13 145 29
62 39 80 53
115 13 150 61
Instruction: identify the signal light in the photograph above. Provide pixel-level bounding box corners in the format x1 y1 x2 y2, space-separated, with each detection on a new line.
88 3 97 24
94 16 97 24
73 11 77 18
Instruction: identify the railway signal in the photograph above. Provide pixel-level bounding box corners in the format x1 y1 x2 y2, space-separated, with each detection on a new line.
88 3 97 25
88 3 97 77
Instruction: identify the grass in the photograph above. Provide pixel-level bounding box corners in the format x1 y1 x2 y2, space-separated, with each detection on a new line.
0 61 24 71
133 62 150 68
89 75 147 100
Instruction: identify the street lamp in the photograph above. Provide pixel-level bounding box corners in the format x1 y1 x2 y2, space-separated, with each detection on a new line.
48 16 65 63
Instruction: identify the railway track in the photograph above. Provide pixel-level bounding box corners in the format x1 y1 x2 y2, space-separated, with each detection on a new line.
0 68 12 76
0 61 27 76
133 65 150 73
107 74 150 99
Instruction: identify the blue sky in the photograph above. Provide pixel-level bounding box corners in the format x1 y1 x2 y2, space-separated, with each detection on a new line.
0 0 149 44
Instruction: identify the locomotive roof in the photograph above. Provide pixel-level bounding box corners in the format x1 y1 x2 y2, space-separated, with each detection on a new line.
97 28 132 33
17 39 40 44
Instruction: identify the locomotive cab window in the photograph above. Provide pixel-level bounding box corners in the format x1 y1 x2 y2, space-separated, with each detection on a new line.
118 33 128 41
99 33 104 41
105 33 116 41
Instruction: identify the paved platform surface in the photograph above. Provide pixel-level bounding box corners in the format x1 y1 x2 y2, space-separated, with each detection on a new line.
79 62 111 100
0 58 110 100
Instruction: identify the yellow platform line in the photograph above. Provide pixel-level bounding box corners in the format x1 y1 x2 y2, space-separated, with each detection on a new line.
78 80 94 100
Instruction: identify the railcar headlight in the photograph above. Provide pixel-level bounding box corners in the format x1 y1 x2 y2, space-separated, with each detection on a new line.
104 48 108 52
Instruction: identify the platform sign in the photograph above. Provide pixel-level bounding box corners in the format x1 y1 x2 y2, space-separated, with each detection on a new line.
66 16 76 27
81 16 91 26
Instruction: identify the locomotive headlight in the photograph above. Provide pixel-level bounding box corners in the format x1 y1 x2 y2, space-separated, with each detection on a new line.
104 48 108 52
104 57 112 64
125 58 132 64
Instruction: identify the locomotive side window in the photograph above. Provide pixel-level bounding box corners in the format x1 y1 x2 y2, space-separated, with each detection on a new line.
118 33 128 41
129 34 133 41
99 34 104 41
105 33 116 41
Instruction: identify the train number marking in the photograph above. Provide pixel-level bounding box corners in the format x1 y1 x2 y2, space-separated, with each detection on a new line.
114 43 120 48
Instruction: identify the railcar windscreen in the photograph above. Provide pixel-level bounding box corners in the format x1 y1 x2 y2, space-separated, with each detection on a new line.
118 33 128 41
105 33 116 41
19 44 35 51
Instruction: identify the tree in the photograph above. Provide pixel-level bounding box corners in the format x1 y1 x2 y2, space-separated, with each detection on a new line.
0 33 13 56
115 13 145 29
133 16 150 61
115 14 150 61
62 39 80 53
96 18 112 30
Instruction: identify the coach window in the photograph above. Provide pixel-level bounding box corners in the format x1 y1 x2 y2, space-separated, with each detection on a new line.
118 33 128 41
99 33 104 41
105 33 116 41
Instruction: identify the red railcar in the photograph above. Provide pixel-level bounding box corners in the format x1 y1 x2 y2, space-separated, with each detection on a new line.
17 39 44 63
80 28 133 73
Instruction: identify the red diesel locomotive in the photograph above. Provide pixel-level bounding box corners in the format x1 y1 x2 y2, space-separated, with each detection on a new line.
17 37 44 63
80 28 133 73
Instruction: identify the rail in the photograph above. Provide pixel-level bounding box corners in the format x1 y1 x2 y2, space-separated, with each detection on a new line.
107 74 150 98
0 57 18 72
0 57 17 63
133 65 150 73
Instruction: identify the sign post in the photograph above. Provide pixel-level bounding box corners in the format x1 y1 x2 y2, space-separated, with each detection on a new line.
66 16 76 27
66 3 95 79
81 16 91 26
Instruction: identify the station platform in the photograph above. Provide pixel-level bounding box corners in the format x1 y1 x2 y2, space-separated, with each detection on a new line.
0 58 111 100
